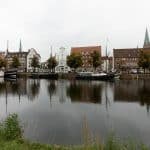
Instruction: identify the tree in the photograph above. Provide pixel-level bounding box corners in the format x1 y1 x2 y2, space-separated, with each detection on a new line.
11 56 20 68
90 51 101 70
138 50 150 73
47 56 57 72
67 53 82 71
0 57 7 69
31 56 40 72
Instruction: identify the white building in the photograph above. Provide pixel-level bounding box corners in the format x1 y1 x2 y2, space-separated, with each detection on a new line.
27 48 41 72
55 47 70 73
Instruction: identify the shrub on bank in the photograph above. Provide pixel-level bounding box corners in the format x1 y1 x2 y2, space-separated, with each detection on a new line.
0 114 22 140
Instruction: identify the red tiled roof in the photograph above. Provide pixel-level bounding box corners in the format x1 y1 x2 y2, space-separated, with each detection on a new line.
113 48 139 58
71 46 101 54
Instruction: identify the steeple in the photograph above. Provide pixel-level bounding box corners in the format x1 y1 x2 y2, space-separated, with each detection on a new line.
6 40 9 54
50 46 52 57
19 39 22 52
143 28 150 48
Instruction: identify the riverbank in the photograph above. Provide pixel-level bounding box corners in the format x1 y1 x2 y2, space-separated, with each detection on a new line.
120 73 150 80
17 72 150 80
0 114 149 150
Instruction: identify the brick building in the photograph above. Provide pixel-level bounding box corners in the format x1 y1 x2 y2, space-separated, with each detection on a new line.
113 48 139 70
71 46 101 71
113 28 150 71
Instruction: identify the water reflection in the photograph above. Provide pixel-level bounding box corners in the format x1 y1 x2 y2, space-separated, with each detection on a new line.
28 79 40 101
114 80 150 112
0 79 150 145
0 79 27 96
67 81 102 103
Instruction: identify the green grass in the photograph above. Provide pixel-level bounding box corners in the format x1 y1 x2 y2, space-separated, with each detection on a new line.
0 114 149 150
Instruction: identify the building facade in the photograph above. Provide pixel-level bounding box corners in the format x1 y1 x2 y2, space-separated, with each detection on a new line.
5 41 41 72
113 48 139 71
55 47 70 73
26 48 41 72
71 46 101 71
113 28 150 71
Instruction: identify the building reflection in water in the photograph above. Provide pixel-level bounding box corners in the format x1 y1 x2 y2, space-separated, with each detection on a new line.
0 78 150 114
47 80 57 106
0 78 28 114
66 81 102 103
27 79 40 101
114 80 150 113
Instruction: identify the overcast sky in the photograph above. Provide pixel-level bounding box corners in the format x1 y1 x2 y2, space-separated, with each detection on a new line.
0 0 149 61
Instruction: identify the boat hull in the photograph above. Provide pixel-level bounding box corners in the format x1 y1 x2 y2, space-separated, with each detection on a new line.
29 73 58 79
76 73 115 81
4 69 17 79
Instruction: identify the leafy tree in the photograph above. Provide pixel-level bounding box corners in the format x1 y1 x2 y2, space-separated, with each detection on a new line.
67 53 82 71
11 56 20 68
90 51 101 70
31 56 40 72
47 56 57 72
138 50 150 73
0 57 7 69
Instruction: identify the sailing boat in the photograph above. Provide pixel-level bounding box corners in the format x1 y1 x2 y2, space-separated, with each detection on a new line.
105 38 121 79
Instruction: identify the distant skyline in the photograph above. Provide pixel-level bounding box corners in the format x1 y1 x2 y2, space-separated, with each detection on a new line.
0 0 149 61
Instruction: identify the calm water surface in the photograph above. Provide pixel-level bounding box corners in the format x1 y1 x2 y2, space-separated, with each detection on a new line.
0 78 150 145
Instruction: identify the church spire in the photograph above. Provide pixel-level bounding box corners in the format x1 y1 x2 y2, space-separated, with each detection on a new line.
19 39 22 52
50 46 52 57
6 40 9 54
143 28 150 48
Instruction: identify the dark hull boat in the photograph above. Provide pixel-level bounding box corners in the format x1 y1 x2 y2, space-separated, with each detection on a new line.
76 72 115 81
29 73 58 79
4 69 17 79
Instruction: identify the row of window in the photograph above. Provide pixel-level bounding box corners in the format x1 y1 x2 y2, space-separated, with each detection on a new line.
115 58 137 61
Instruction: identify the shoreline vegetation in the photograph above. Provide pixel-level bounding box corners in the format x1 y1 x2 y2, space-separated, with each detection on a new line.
0 114 150 150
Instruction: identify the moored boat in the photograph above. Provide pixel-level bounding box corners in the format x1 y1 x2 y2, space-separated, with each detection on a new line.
0 70 4 77
4 69 17 79
76 72 115 81
29 72 58 79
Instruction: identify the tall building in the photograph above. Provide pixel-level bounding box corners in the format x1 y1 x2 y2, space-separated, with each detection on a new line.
55 47 70 73
71 46 101 71
143 28 150 48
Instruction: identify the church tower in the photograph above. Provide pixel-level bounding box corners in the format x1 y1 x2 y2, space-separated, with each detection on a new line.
143 28 150 48
19 39 22 52
6 40 9 54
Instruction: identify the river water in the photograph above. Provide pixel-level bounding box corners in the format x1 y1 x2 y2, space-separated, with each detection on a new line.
0 78 150 145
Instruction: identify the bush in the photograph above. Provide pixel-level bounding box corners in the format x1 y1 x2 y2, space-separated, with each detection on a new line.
0 114 22 140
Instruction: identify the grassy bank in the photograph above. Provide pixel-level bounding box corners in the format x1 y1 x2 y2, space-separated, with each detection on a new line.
0 114 149 150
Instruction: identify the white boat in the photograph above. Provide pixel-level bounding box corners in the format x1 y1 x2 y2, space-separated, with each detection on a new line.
0 70 4 77
92 72 107 77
